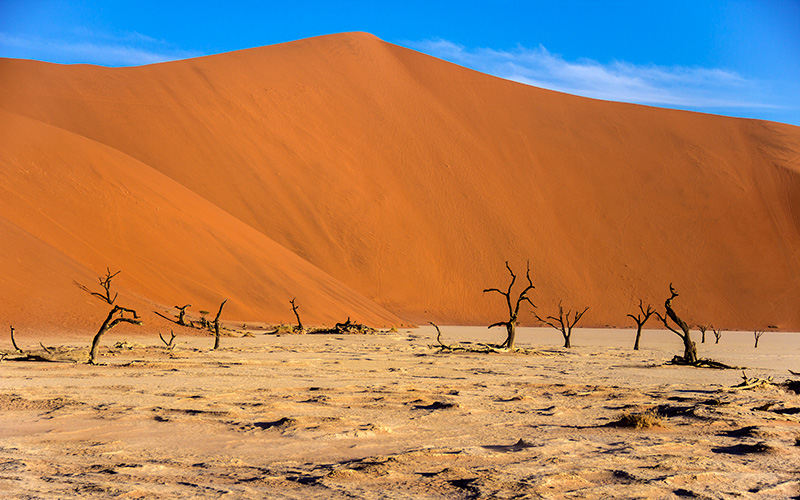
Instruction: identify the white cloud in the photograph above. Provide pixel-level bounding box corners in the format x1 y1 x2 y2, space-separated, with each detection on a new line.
0 32 200 66
407 38 780 112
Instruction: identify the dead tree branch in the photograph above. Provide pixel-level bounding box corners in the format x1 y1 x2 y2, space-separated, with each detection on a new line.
534 301 589 348
429 322 467 351
483 260 535 350
754 330 765 348
76 268 121 305
212 299 227 350
159 331 177 349
89 305 141 364
626 299 654 350
9 325 22 354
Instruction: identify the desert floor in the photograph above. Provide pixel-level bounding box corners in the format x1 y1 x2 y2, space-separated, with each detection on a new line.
1 326 798 499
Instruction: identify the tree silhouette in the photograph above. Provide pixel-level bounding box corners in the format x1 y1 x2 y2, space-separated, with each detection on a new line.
534 301 589 348
654 284 698 363
627 299 655 350
483 261 535 350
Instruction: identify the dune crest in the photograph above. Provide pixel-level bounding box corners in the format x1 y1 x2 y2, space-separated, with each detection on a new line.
1 32 798 331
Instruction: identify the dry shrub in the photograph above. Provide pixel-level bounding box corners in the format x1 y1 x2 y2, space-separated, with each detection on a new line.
612 410 664 429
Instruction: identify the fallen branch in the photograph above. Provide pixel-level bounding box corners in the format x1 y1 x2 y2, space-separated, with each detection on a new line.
668 356 740 369
428 322 537 355
725 371 776 391
4 353 77 363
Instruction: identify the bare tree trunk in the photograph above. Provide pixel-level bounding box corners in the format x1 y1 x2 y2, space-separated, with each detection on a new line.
754 331 764 348
656 284 698 363
628 300 654 351
175 304 191 326
290 298 303 332
213 299 227 350
633 326 642 350
9 325 23 354
89 305 141 364
504 323 516 349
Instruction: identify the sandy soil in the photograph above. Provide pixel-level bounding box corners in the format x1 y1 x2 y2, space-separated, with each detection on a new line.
1 326 798 499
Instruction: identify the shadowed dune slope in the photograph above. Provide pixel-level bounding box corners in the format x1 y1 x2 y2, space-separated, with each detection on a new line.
0 110 402 332
1 32 799 331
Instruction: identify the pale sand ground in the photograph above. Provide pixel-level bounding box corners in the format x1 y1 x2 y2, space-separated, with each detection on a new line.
1 326 798 499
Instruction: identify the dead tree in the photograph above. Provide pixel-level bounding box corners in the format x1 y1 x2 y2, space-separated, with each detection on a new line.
159 331 177 349
712 325 723 344
627 300 655 350
483 261 535 350
9 325 23 354
534 301 589 348
290 298 303 332
175 304 191 326
655 284 698 364
698 324 709 344
754 330 765 348
212 299 228 350
89 305 141 364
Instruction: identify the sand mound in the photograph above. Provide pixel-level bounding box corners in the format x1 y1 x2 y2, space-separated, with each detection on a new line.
1 32 798 331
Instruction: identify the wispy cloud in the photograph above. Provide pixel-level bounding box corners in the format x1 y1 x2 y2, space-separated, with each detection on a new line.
0 31 200 66
407 38 780 112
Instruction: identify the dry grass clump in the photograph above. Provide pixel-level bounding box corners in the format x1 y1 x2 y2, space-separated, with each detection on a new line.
611 409 664 429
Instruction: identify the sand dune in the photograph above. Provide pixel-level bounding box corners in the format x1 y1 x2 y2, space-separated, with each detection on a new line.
1 32 798 331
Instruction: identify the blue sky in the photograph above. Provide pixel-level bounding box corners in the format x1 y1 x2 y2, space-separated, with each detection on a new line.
1 0 798 126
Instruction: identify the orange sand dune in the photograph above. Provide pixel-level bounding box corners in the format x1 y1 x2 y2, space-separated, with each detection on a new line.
1 32 798 332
